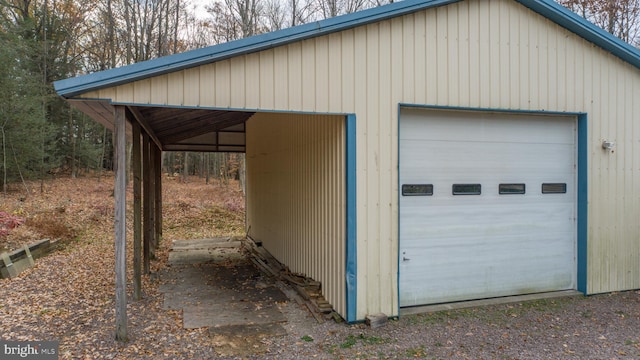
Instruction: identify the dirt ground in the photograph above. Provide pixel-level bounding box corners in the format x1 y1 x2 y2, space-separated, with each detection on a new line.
1 176 639 359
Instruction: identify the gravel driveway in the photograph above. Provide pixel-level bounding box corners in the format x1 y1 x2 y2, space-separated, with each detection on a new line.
270 290 640 360
171 242 640 360
2 238 639 360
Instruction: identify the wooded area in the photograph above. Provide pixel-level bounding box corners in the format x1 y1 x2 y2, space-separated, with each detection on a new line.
0 0 638 192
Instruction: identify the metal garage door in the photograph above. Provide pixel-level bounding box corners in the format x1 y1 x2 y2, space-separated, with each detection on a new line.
399 108 577 307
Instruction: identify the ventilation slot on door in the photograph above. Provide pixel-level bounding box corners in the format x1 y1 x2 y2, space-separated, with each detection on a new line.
402 184 433 196
499 183 526 195
542 183 567 194
452 184 481 195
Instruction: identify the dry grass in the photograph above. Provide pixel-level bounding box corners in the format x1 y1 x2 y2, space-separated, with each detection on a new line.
0 174 247 359
0 174 245 253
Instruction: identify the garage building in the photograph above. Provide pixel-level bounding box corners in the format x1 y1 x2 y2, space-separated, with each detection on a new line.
55 0 640 326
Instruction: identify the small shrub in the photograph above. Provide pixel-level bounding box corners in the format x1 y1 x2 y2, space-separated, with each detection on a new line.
405 345 428 358
340 335 358 349
301 335 313 342
0 211 25 237
28 213 76 240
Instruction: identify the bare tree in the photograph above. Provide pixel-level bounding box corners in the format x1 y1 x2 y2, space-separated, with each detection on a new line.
225 0 263 38
560 0 640 46
264 0 286 30
316 0 367 19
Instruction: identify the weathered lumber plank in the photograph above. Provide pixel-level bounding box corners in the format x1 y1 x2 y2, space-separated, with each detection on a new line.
142 133 151 274
153 143 162 248
132 119 142 300
114 105 128 342
365 313 388 329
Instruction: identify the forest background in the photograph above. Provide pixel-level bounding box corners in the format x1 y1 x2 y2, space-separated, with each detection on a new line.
0 0 638 191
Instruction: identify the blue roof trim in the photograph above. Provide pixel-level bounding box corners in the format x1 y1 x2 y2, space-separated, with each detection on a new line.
517 0 640 69
55 0 640 99
54 0 459 98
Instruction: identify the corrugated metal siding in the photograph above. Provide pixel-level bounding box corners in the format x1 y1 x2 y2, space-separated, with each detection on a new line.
81 0 640 317
245 112 346 317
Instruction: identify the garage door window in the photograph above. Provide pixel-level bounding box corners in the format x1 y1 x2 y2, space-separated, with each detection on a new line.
452 184 481 195
542 183 567 194
402 184 433 196
499 183 526 195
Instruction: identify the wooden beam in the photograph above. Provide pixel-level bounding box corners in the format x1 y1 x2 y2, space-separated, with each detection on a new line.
113 105 128 342
132 120 142 300
128 106 163 150
154 144 163 249
148 142 157 258
142 133 151 274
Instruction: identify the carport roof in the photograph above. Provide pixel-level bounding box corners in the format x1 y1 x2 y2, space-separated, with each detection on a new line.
54 0 640 99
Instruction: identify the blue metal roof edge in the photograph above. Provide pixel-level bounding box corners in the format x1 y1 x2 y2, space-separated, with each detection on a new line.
516 0 640 69
54 0 459 98
55 0 640 99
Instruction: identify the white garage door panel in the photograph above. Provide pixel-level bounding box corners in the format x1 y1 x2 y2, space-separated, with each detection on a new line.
399 109 577 307
400 110 575 144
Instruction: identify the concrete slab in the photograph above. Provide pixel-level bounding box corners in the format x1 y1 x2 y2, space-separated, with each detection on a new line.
159 237 291 337
183 302 286 328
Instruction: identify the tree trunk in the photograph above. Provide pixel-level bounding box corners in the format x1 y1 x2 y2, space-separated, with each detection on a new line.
205 152 210 184
2 124 7 194
182 151 188 182
98 126 107 182
70 110 76 178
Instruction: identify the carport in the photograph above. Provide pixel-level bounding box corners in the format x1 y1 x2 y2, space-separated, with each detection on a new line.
55 96 355 341
67 102 261 341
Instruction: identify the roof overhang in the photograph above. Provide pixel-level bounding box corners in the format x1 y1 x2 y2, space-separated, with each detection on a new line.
55 0 640 154
54 0 640 100
69 99 252 152
53 0 460 98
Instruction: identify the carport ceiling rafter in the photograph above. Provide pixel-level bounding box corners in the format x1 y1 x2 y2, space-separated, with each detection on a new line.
130 106 254 152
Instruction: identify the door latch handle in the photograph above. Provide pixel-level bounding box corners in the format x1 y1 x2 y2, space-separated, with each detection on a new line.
403 257 411 261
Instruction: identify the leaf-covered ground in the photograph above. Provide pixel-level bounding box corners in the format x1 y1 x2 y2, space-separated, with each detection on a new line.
0 175 246 359
1 175 640 359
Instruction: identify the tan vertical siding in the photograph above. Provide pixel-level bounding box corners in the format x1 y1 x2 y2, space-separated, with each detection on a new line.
184 68 200 106
245 113 346 317
80 0 640 318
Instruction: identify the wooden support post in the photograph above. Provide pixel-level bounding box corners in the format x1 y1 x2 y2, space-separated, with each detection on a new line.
142 133 151 274
114 106 128 342
148 142 157 258
132 119 142 300
154 144 162 248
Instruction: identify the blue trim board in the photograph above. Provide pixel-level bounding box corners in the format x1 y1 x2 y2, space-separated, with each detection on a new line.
577 114 588 293
55 0 640 99
397 104 588 298
396 104 402 318
345 114 357 323
516 0 640 69
54 0 459 98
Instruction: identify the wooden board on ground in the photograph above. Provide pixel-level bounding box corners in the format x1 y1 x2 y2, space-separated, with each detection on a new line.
1 240 50 279
168 247 244 265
